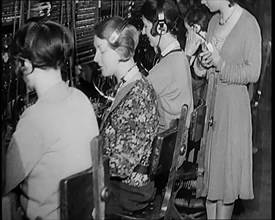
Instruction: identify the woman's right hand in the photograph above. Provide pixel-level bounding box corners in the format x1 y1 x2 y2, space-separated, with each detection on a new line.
184 27 203 57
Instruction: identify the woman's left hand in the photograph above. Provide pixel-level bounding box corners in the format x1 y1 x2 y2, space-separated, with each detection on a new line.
211 43 221 67
198 42 221 68
198 50 213 68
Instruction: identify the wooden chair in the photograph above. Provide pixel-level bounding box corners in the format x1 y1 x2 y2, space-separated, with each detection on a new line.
185 97 207 164
109 104 189 220
60 135 111 220
2 190 24 220
169 102 207 220
168 71 218 220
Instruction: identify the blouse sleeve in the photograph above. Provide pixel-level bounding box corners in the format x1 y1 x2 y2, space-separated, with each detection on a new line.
218 17 262 84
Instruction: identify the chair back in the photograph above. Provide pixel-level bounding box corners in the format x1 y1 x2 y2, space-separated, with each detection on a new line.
2 192 23 220
60 135 110 220
153 104 189 217
189 97 206 143
151 122 178 190
185 97 207 163
60 167 94 220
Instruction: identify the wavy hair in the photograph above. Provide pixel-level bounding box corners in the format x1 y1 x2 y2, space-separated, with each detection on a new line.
94 16 140 62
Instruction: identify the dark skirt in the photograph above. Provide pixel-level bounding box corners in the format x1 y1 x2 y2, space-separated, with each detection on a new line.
106 179 155 215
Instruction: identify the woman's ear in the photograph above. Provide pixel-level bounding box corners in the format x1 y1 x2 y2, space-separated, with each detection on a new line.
193 24 202 33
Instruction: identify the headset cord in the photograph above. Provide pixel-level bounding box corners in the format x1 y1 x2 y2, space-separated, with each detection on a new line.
153 30 163 65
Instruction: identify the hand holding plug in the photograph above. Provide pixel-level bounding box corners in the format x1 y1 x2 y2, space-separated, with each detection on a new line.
198 41 221 68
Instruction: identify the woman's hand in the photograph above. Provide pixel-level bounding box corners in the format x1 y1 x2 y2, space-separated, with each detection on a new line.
210 43 221 67
184 27 203 57
198 43 221 68
198 50 213 68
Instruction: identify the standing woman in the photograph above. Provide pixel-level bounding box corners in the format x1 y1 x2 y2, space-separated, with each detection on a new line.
194 0 262 219
93 16 159 214
140 0 194 132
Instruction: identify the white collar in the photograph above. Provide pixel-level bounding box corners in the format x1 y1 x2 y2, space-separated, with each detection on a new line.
161 40 181 57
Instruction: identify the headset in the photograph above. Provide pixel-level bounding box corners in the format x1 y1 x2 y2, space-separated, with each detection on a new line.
151 11 168 36
108 20 133 62
19 19 69 75
108 20 128 45
18 18 49 75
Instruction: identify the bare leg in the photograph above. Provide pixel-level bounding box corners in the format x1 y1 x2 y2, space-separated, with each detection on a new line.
206 199 217 219
216 200 235 219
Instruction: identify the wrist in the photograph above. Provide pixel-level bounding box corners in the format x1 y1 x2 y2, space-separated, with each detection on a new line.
216 58 225 72
185 49 193 57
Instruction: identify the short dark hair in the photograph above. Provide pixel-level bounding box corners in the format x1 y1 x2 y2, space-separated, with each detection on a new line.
140 0 183 36
94 16 139 61
10 20 74 70
184 5 212 32
229 0 238 4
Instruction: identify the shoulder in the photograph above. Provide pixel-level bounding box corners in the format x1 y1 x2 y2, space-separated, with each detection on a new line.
240 9 261 30
68 87 94 111
19 102 42 125
132 77 156 98
149 51 187 74
70 87 90 101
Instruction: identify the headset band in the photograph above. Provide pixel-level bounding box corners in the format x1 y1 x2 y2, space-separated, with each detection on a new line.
108 21 128 44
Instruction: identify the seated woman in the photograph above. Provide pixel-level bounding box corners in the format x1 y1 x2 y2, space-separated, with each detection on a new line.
93 16 159 214
140 0 193 133
5 20 99 220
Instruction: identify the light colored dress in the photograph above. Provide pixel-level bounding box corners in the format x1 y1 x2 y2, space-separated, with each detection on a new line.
204 8 261 203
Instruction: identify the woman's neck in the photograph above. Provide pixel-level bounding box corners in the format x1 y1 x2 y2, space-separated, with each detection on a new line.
159 34 178 53
115 58 136 82
35 68 63 98
219 3 237 24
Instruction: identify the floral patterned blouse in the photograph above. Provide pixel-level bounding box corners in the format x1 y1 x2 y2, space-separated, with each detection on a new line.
101 76 159 187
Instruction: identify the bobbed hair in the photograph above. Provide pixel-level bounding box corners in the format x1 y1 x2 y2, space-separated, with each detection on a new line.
94 16 139 62
184 5 212 32
228 0 238 4
10 20 74 71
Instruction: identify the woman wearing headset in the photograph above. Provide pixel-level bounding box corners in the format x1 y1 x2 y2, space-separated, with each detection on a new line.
140 0 193 133
93 16 159 214
5 20 99 220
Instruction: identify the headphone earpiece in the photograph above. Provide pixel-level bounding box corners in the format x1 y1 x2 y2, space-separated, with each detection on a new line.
21 59 33 75
151 11 168 36
14 57 33 76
